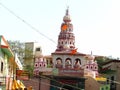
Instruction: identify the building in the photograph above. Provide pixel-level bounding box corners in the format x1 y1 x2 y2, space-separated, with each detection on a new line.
31 8 111 90
24 42 42 67
33 8 99 90
102 60 120 90
0 35 23 89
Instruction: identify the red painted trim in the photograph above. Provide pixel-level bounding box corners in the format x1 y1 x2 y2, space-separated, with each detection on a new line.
0 45 8 48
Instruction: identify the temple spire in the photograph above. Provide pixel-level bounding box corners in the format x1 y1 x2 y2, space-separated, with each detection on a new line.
63 7 71 22
56 8 75 52
66 6 69 15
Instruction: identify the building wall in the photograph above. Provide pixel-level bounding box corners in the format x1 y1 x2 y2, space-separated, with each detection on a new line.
40 78 50 90
52 53 86 69
85 76 100 90
0 46 13 89
23 77 50 90
24 42 34 66
0 50 6 82
102 60 120 90
24 42 42 66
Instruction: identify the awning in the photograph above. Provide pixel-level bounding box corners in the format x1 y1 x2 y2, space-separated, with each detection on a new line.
95 77 107 81
15 53 23 70
0 35 14 58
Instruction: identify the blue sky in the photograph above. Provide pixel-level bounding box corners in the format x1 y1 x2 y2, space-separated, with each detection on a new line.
0 0 120 58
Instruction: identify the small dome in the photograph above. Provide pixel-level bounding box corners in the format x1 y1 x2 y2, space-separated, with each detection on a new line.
63 7 71 22
63 15 71 22
85 55 95 60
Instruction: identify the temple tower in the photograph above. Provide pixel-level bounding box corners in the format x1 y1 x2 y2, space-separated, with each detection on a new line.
56 7 75 52
52 8 86 70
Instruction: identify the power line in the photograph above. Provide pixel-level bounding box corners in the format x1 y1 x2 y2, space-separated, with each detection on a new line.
40 75 82 90
1 1 120 88
30 77 69 90
0 3 82 89
0 2 56 44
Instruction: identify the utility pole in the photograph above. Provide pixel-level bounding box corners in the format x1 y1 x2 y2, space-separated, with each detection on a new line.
39 72 43 90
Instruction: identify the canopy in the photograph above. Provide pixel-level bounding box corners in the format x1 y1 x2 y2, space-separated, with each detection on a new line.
0 35 13 58
95 77 107 81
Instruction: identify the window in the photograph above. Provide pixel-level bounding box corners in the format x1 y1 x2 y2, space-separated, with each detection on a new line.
94 66 97 70
86 66 89 69
39 63 42 67
35 63 38 67
91 66 93 69
111 76 114 80
65 58 71 65
56 58 62 68
107 78 109 84
65 58 72 68
1 62 3 72
36 47 40 51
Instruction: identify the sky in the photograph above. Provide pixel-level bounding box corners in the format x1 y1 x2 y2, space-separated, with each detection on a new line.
0 0 120 58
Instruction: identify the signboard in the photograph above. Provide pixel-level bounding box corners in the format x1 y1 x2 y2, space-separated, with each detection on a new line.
59 68 84 77
34 68 84 77
59 79 77 84
34 68 53 75
16 70 29 80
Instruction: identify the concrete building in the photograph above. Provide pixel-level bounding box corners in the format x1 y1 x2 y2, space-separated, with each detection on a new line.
0 35 23 89
102 60 120 90
24 42 42 67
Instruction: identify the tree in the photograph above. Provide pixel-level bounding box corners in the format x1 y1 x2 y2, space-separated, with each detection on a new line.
8 40 25 64
8 40 34 78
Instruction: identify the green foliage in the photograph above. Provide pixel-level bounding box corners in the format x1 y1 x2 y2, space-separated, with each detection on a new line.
8 40 34 77
95 56 116 75
95 56 108 73
101 69 116 74
24 65 34 78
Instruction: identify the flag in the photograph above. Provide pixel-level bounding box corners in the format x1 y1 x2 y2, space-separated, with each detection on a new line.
71 48 77 55
61 24 67 30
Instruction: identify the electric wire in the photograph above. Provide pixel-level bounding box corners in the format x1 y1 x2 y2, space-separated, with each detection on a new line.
0 2 82 89
40 75 82 90
98 64 120 85
0 2 56 44
41 82 68 90
33 61 120 90
1 1 120 89
29 77 68 90
108 79 120 85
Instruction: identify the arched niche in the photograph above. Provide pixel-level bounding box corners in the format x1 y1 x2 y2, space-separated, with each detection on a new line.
65 58 72 68
74 58 81 69
56 57 63 68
